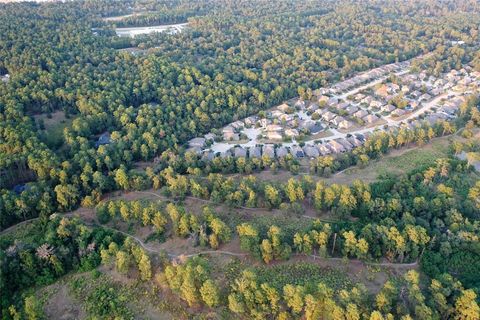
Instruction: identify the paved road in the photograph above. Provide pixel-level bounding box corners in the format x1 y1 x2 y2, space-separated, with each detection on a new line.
208 65 452 151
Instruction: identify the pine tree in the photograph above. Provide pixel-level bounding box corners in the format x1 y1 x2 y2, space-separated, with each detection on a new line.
200 279 220 307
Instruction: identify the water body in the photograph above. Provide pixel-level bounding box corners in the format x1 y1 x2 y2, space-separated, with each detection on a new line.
115 23 188 38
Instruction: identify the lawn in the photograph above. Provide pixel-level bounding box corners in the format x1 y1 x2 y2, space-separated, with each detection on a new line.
325 136 452 184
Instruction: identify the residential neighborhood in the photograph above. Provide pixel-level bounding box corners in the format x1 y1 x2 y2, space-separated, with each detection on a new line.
186 62 480 161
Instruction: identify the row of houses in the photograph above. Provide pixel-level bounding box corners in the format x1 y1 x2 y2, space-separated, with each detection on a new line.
330 61 408 94
190 133 368 160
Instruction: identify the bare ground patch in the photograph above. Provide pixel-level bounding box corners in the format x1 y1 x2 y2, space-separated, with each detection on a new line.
42 282 86 320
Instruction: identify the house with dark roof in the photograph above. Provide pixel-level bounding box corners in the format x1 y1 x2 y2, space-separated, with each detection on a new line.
290 145 305 158
95 132 112 148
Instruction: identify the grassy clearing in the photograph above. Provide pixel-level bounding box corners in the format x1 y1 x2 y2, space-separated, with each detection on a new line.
66 270 181 320
34 111 75 149
330 137 451 185
236 134 456 186
254 262 353 292
0 219 41 245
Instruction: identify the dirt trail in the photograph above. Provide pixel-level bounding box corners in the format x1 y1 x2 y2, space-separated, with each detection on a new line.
98 222 417 268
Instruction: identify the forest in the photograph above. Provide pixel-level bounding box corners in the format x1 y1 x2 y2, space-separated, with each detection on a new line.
0 0 480 319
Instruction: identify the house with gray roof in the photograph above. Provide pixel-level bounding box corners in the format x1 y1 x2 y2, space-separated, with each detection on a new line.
204 133 216 141
303 145 319 158
262 144 275 158
189 137 206 148
347 136 363 147
248 146 262 158
336 138 353 151
346 105 359 115
202 150 215 161
276 146 289 158
233 147 247 158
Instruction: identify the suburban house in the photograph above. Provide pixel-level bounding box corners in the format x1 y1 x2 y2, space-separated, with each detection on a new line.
300 120 323 134
295 100 306 108
271 110 284 119
336 138 353 151
202 150 215 161
189 137 206 148
331 116 346 127
375 85 389 98
223 126 238 141
95 132 112 148
370 100 383 109
233 147 247 158
353 110 369 119
303 145 319 158
285 128 300 138
276 146 289 158
257 118 271 128
316 144 332 156
338 120 354 130
266 131 283 141
347 136 363 147
419 93 432 102
277 103 290 113
279 113 294 122
204 133 216 141
266 124 283 132
262 144 275 158
308 104 320 113
363 114 379 124
231 120 245 130
327 140 345 153
346 105 359 115
244 116 258 127
381 104 396 113
322 111 337 122
290 145 305 158
249 146 262 158
391 109 406 117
